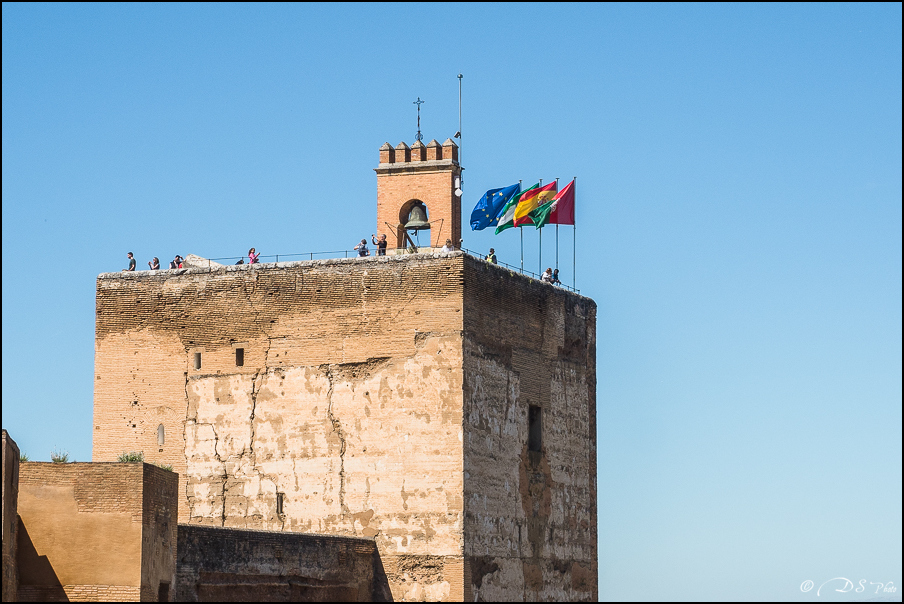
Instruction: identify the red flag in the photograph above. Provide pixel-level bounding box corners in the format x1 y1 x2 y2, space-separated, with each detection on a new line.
548 179 575 225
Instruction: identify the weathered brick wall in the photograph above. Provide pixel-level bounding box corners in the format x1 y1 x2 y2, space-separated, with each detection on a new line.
94 255 467 601
2 430 20 602
175 525 377 602
461 258 598 601
16 462 178 602
141 464 179 602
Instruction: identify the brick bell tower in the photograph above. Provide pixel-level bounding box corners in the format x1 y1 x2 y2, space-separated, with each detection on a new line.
375 138 461 250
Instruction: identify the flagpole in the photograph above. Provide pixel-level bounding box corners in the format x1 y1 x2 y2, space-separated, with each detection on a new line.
520 227 524 273
538 179 542 276
517 179 523 273
555 178 560 272
573 176 577 290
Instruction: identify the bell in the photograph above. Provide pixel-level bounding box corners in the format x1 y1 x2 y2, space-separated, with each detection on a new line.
404 203 431 231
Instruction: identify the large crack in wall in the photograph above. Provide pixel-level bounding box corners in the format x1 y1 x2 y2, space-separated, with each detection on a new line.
323 366 348 516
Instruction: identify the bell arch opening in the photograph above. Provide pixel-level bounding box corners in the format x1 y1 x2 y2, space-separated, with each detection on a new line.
396 199 432 250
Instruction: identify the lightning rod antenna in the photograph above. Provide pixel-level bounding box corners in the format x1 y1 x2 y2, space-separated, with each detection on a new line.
458 73 463 184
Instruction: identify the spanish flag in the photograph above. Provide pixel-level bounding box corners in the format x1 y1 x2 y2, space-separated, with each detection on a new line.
532 178 575 228
513 181 557 227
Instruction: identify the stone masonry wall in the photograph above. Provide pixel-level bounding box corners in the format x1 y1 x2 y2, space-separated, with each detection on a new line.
461 259 598 601
175 524 377 601
2 430 20 603
94 255 467 601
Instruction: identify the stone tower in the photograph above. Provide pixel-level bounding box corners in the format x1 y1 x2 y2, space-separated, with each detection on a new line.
376 138 462 250
92 141 597 602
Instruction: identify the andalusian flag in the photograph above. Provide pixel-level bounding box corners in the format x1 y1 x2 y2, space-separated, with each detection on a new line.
513 181 557 227
532 179 575 228
495 183 538 234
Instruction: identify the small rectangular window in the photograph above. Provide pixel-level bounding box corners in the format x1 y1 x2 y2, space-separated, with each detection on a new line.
158 581 170 602
235 348 244 366
528 405 542 452
276 492 285 515
193 352 201 370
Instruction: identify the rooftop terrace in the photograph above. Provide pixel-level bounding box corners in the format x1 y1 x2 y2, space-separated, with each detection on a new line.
100 248 581 294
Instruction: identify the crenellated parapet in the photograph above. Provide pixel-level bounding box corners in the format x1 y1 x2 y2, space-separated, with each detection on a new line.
426 139 442 160
378 138 458 165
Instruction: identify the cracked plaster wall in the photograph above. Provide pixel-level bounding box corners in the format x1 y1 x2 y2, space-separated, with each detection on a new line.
92 254 597 602
94 255 467 601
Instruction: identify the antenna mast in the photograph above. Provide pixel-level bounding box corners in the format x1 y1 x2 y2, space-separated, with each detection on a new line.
453 74 464 200
458 73 462 169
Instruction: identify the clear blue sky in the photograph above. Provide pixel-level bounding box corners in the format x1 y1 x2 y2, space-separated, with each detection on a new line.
3 3 901 601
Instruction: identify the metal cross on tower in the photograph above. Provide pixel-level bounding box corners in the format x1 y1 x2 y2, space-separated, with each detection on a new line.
413 97 425 142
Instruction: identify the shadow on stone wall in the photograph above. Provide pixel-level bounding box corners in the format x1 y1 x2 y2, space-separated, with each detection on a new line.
16 517 69 602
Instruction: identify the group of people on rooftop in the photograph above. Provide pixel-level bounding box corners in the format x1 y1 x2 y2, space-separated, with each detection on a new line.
354 234 457 257
123 249 262 272
123 252 184 271
353 234 389 257
122 241 563 286
542 268 562 285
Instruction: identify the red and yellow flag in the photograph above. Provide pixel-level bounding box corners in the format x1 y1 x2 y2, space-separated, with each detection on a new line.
513 181 557 226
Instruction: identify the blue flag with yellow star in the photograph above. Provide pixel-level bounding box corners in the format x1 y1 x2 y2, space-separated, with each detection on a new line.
469 183 521 230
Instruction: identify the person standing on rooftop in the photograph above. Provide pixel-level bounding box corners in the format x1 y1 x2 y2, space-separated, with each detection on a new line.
355 239 369 257
123 252 136 272
248 248 260 264
372 233 387 256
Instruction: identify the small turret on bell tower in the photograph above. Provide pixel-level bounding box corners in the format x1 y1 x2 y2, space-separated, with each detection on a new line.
375 138 461 251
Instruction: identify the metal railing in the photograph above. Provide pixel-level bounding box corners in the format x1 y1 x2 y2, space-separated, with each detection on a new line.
209 250 357 264
459 247 579 293
181 247 579 294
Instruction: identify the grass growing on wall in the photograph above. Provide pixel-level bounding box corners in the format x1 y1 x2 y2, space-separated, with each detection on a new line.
118 450 173 472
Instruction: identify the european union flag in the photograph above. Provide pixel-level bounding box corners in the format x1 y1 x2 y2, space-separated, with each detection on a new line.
469 183 521 231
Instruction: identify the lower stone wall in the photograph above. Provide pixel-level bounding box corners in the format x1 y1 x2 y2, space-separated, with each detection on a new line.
18 584 141 602
16 463 145 602
175 525 380 602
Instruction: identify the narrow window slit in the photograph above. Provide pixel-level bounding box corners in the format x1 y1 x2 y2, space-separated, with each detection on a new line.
528 405 542 452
